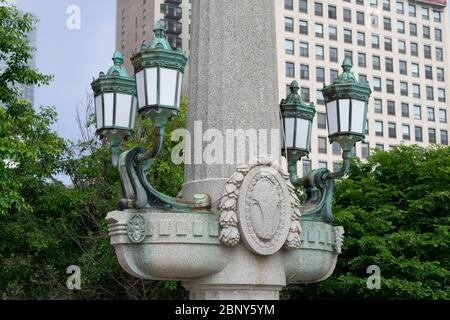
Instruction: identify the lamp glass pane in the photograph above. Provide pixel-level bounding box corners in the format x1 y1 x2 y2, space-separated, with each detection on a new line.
115 93 132 128
326 100 338 135
339 99 350 132
94 94 103 129
146 67 158 105
295 118 310 150
130 96 137 129
160 68 178 107
351 99 366 134
285 118 295 148
103 92 114 127
136 70 146 108
176 72 183 110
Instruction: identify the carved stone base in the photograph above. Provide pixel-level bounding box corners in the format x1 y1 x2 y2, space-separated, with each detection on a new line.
187 285 283 300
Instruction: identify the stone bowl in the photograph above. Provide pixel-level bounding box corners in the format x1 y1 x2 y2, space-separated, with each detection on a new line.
106 210 231 280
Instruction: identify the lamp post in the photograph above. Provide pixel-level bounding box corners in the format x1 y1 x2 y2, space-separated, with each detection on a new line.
280 58 372 224
97 2 372 299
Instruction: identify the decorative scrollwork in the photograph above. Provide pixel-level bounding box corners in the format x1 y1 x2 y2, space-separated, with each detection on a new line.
334 226 345 254
127 214 146 243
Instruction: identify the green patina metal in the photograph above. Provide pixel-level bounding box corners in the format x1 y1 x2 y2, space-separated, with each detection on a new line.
131 22 187 73
91 51 136 96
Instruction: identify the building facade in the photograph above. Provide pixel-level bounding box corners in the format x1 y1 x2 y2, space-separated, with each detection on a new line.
116 0 449 174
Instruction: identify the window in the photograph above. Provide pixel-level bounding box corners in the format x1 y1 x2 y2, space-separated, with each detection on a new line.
357 11 365 25
361 143 370 159
409 23 417 36
413 84 421 99
441 130 448 145
315 45 324 60
422 7 429 20
301 87 310 102
332 142 341 155
286 62 295 78
412 63 419 77
315 2 323 16
373 77 382 92
434 10 442 23
333 162 342 172
329 26 337 40
330 69 339 82
316 91 324 105
386 79 394 94
344 29 352 43
438 89 446 103
357 32 365 46
328 5 337 19
285 17 294 32
424 45 432 59
427 107 435 122
373 55 380 70
415 126 423 142
375 121 384 137
372 34 380 49
299 0 308 13
359 74 368 83
316 67 325 82
388 122 397 138
429 128 436 144
302 160 311 174
408 3 416 17
414 105 421 120
384 17 391 31
318 137 327 153
376 144 385 151
387 101 395 115
343 8 352 22
436 48 443 61
384 37 392 51
300 64 309 80
385 58 393 72
358 53 366 68
411 43 418 56
396 1 404 14
299 20 308 34
401 103 409 118
371 14 379 28
439 109 447 123
318 112 327 129
300 42 309 57
399 60 407 75
397 20 405 33
402 125 410 140
435 29 442 42
319 161 328 169
423 26 430 39
383 0 390 11
426 86 434 101
285 39 294 54
437 68 444 82
398 40 406 54
285 0 293 10
315 23 324 37
375 99 383 113
400 82 408 96
329 47 338 62
371 0 378 8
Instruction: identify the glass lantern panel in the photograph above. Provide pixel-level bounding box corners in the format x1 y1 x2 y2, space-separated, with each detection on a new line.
295 118 310 150
351 99 366 134
103 92 115 127
115 93 132 128
160 68 178 107
326 100 338 135
339 99 351 132
176 72 183 110
285 118 295 148
136 70 146 108
95 94 103 129
146 67 158 106
130 96 138 129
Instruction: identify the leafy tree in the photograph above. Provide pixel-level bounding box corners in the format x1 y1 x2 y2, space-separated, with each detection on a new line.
285 145 450 300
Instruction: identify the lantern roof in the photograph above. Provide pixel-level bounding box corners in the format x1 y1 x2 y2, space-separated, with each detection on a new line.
280 80 316 121
131 21 188 73
91 51 136 96
321 59 372 103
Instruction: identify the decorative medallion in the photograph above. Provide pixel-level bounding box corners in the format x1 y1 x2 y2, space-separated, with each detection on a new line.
127 214 146 243
237 160 292 256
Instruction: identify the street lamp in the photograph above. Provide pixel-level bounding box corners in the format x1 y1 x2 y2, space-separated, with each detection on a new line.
280 80 316 183
91 51 137 167
281 59 372 223
91 22 209 211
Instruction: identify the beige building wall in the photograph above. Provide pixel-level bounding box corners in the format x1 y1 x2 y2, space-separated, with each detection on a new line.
117 0 449 174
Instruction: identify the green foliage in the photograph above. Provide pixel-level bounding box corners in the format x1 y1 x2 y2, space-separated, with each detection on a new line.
285 145 450 300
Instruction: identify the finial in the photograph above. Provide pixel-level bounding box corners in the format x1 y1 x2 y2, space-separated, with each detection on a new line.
112 51 124 66
342 58 353 72
153 21 166 38
289 80 300 95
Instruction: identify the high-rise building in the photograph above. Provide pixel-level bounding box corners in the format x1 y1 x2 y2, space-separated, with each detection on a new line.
116 0 450 172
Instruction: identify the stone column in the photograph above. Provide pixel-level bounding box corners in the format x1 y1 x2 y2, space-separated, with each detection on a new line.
182 0 281 203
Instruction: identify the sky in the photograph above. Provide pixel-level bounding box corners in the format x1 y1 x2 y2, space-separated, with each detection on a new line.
13 1 450 142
